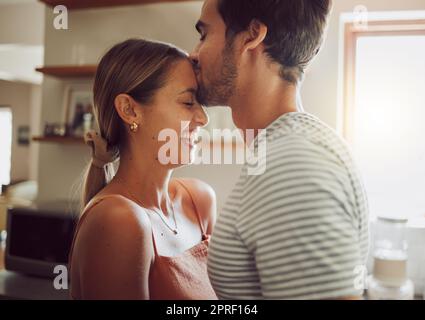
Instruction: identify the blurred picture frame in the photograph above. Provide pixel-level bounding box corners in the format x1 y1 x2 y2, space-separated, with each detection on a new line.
17 126 30 146
63 84 95 137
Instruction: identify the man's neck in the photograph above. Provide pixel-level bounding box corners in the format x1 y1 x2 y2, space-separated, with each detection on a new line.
229 74 301 142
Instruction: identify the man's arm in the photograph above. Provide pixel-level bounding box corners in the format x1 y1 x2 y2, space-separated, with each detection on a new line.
238 140 365 300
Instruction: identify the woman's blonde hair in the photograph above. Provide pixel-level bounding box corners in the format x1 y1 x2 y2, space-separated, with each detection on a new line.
82 38 187 208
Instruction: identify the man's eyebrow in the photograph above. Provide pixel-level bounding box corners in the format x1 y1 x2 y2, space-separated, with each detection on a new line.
195 20 208 33
179 88 197 95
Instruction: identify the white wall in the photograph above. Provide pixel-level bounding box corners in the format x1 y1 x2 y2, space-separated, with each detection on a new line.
29 84 41 181
0 2 44 46
0 2 44 84
0 1 44 185
0 45 43 84
0 80 41 182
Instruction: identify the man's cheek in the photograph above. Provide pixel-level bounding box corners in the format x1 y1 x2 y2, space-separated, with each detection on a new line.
200 45 213 63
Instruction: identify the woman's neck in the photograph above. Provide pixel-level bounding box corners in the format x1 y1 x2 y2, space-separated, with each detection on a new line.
113 148 174 214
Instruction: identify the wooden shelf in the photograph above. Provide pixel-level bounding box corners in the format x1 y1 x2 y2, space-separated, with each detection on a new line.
32 136 85 145
39 0 197 10
35 65 97 78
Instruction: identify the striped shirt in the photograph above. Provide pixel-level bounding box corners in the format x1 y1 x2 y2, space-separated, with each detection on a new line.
208 112 369 300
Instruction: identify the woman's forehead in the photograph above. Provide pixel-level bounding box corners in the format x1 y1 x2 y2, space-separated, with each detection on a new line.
166 60 198 92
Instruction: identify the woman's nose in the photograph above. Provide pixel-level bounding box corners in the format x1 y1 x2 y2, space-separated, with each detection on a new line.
194 105 209 128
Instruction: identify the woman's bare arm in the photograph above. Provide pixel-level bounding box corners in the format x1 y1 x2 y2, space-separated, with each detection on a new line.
75 197 153 300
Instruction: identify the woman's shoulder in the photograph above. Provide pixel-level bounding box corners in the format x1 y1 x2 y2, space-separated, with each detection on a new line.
172 178 217 234
173 178 216 201
72 194 153 299
78 194 153 246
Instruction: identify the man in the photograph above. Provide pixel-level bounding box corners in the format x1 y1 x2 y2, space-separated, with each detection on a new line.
190 0 369 299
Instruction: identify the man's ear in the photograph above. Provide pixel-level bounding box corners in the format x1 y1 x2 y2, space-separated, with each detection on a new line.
242 19 267 52
114 94 142 126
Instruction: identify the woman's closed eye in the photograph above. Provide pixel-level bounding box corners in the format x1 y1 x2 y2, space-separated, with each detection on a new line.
183 101 195 107
178 88 198 108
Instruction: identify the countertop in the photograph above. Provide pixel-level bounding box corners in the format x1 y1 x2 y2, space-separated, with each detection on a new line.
0 239 69 300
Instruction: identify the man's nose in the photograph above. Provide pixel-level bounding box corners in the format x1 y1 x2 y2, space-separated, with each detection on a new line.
189 47 200 67
190 57 199 69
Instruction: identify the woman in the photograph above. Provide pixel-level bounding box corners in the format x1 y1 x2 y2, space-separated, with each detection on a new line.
68 39 217 300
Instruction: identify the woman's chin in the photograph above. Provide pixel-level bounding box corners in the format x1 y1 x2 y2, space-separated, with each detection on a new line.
178 149 197 166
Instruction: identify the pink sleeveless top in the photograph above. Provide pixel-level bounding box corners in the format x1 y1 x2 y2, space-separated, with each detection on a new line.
68 181 217 300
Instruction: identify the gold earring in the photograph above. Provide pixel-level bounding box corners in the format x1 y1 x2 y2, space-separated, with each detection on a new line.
130 122 139 132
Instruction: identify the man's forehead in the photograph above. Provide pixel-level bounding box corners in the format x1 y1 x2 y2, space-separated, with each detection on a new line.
200 0 218 22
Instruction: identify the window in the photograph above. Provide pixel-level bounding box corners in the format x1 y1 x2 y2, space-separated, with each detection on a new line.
0 106 12 187
342 17 425 220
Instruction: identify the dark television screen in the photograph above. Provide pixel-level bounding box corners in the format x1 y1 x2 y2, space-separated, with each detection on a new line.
9 212 77 263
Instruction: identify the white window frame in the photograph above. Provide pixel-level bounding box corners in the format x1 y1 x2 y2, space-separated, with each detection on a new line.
341 14 425 143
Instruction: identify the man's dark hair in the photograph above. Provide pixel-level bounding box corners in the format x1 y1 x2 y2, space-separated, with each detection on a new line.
217 0 332 84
